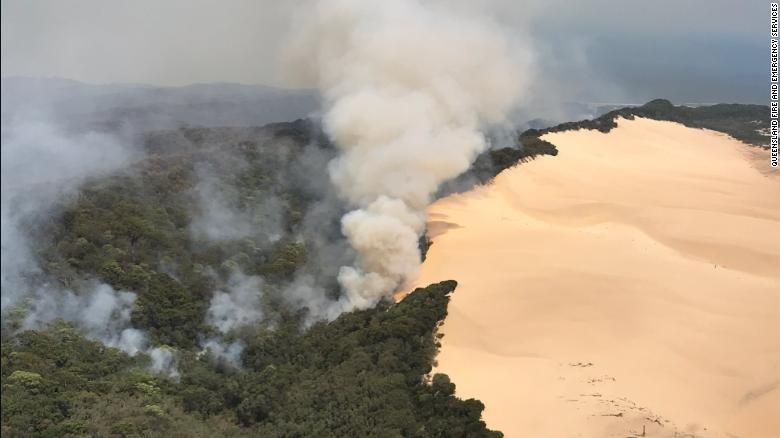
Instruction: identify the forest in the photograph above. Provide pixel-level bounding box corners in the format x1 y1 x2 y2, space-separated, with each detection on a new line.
527 98 769 146
3 280 505 437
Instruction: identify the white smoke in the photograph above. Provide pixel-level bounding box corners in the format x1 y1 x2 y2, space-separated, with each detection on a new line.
206 271 265 334
189 167 285 244
20 283 146 353
286 0 531 308
200 271 264 368
18 282 179 377
337 196 425 307
148 346 180 378
199 338 245 369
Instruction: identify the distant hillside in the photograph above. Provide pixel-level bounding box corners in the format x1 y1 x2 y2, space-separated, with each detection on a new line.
1 77 320 131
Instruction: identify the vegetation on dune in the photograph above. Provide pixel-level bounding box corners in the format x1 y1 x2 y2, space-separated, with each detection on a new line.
474 135 559 182
526 99 770 147
2 281 501 437
446 99 766 197
440 133 559 195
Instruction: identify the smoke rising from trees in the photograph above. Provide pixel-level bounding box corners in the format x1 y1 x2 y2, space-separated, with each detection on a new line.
286 0 532 308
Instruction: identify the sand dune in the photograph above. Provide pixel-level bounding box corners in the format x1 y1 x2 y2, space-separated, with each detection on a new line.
404 118 780 438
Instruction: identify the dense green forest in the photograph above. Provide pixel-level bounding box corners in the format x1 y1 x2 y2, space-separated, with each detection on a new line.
3 281 502 437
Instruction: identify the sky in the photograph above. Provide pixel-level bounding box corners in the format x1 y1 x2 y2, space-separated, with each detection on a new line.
0 0 766 104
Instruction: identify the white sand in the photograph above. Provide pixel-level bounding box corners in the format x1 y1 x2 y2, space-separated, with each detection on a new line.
403 118 780 438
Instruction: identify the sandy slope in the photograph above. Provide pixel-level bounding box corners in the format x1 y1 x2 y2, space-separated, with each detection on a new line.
403 118 780 438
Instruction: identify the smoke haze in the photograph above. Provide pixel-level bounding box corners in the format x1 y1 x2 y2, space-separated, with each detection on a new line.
3 0 761 103
1 114 136 311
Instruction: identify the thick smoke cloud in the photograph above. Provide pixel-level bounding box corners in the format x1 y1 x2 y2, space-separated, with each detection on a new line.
286 0 531 308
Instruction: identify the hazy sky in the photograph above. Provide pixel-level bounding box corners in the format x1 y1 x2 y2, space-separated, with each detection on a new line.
0 0 766 103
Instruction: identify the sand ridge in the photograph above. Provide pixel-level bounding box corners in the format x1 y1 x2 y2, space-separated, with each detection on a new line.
403 117 780 438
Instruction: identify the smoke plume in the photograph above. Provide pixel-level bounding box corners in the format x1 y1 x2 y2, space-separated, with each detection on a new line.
286 0 531 308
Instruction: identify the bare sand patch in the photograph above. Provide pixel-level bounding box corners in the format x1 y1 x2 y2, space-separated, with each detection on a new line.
403 117 780 437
